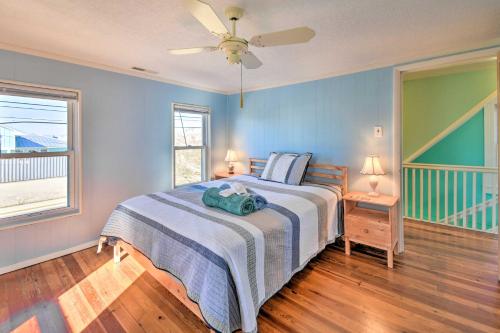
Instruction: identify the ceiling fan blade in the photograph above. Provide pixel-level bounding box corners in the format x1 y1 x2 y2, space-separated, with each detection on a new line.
241 51 262 69
184 0 229 37
249 27 315 47
168 46 218 55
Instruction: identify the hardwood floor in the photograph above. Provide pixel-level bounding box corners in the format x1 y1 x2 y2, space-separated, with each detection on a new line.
1 220 499 332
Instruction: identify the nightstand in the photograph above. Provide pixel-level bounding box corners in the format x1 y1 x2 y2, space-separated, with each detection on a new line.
213 171 242 180
343 192 399 268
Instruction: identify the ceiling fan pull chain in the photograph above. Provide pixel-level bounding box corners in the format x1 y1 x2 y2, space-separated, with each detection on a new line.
240 61 244 109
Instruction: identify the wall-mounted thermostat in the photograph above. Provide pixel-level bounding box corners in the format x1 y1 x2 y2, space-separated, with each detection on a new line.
374 126 383 138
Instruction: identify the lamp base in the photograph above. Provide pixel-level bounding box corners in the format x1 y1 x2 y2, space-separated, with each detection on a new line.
228 164 235 174
368 175 379 197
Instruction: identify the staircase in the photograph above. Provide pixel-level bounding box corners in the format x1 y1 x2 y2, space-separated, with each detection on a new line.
403 91 498 234
439 197 497 231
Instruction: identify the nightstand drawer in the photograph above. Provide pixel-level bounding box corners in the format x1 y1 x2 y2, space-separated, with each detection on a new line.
345 207 390 248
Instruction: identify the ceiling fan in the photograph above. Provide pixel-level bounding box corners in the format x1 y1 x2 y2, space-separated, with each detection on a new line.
170 0 316 68
169 0 316 107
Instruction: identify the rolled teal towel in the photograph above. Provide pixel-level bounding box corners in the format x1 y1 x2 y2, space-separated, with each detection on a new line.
219 183 268 210
202 187 256 216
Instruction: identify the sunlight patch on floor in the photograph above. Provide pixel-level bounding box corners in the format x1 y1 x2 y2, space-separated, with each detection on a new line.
10 316 41 333
57 253 145 332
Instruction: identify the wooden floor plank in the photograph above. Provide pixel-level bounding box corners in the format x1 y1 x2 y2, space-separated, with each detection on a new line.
0 220 499 332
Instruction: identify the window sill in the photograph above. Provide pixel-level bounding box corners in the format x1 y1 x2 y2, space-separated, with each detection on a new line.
0 207 81 231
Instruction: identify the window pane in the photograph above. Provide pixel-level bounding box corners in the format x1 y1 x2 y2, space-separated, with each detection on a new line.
0 156 68 218
175 149 203 186
174 111 203 147
0 95 68 154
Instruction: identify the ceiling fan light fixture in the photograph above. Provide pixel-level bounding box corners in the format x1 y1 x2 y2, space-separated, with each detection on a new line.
226 51 241 64
219 37 247 64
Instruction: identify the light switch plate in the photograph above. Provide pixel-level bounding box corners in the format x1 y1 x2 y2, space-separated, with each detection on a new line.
374 126 383 138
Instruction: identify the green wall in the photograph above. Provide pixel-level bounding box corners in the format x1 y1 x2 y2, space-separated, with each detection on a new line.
403 66 496 161
414 110 485 165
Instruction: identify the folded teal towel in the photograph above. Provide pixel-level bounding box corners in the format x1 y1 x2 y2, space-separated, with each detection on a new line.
202 187 256 216
219 183 268 210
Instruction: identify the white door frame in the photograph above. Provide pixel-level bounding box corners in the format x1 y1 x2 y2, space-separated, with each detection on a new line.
484 99 498 194
392 46 500 255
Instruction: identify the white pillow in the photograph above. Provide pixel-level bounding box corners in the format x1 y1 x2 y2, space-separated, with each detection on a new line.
260 152 312 185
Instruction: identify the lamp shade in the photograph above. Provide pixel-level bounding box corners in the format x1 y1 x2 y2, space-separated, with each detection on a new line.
225 149 238 162
360 155 385 175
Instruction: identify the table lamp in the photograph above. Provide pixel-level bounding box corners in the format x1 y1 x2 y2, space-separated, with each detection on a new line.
360 155 385 196
225 149 238 174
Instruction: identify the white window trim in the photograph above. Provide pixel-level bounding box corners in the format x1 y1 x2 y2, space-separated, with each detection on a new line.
0 80 82 230
171 102 211 189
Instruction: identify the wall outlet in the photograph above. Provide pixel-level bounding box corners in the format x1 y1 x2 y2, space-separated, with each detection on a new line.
374 126 383 138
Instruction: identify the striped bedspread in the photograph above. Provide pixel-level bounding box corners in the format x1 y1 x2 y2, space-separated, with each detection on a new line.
101 175 342 333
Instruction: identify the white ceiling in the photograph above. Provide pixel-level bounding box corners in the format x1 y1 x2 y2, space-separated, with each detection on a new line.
1 0 499 94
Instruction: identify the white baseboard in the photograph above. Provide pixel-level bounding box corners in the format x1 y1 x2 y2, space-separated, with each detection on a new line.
0 239 99 275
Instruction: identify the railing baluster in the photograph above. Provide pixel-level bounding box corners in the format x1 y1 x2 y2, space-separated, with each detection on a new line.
412 168 416 219
463 171 467 228
453 171 458 226
405 167 409 218
492 180 497 232
482 181 487 232
436 169 440 223
428 169 432 222
444 170 449 225
472 172 477 230
491 184 498 228
496 174 499 230
420 168 424 220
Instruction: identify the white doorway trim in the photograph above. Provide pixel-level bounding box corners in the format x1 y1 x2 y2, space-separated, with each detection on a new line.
392 46 500 255
484 99 498 194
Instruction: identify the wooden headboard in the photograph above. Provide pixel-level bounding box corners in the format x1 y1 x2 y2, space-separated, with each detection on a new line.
249 158 348 194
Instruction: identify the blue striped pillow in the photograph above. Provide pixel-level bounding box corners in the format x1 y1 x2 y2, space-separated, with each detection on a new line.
260 152 312 185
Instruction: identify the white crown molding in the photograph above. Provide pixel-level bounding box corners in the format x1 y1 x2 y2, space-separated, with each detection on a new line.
395 45 500 72
0 42 227 95
403 59 496 81
0 239 98 275
1 40 499 96
228 41 500 95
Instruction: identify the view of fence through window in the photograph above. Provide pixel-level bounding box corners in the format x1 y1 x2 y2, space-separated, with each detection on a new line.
174 109 207 187
0 95 69 219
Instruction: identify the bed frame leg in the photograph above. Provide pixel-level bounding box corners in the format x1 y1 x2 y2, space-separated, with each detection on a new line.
97 236 106 254
114 243 121 264
97 236 121 264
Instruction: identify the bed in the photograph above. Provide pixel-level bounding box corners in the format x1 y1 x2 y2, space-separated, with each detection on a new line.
98 158 348 333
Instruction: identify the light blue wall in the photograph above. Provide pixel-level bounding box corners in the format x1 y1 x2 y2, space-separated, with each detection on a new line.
0 50 227 270
227 68 394 193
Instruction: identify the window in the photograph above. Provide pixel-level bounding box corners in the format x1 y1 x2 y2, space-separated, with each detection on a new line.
173 103 210 187
0 81 81 226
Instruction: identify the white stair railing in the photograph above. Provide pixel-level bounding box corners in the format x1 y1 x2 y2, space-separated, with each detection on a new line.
403 163 498 233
